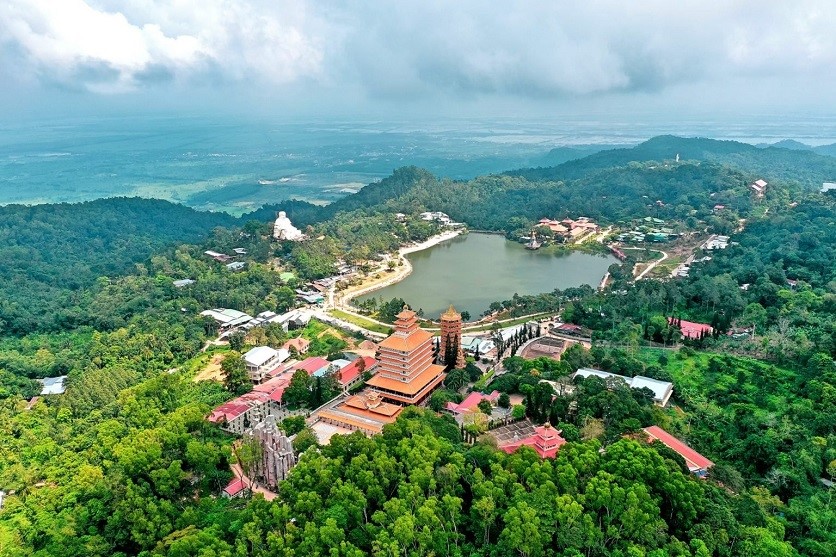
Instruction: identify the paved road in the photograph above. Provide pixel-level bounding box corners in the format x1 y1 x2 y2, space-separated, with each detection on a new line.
634 250 668 281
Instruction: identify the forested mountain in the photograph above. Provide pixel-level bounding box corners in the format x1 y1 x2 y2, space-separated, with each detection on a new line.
249 136 825 239
508 135 836 188
0 198 236 334
759 139 836 158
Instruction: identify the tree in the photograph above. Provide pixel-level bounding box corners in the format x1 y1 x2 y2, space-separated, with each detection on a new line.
461 311 471 322
228 330 246 352
221 352 249 395
292 426 319 453
284 369 313 408
281 415 306 436
512 404 526 419
234 436 264 490
477 399 493 415
498 393 511 408
445 368 469 391
429 390 453 412
580 417 605 441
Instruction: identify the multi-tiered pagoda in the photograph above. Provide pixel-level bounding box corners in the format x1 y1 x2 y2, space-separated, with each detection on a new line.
439 305 466 369
366 308 446 405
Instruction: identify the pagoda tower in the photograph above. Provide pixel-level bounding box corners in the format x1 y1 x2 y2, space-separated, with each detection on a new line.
366 308 446 405
439 305 466 369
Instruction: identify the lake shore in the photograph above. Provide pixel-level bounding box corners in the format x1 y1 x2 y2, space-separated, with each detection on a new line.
336 229 464 308
352 232 617 319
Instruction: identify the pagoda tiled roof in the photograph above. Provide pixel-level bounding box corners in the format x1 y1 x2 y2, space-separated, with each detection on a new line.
378 328 432 352
366 363 446 395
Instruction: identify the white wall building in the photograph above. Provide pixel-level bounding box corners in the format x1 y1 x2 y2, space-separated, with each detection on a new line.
243 346 290 383
573 368 674 407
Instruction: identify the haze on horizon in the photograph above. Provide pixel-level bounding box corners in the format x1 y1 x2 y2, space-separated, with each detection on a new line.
1 0 835 124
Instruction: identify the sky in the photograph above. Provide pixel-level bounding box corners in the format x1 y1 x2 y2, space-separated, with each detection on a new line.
1 0 835 121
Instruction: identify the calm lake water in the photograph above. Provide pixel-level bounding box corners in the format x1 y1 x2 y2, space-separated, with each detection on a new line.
357 233 617 319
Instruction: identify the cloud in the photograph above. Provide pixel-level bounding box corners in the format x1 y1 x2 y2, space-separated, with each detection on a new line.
1 0 835 109
0 0 325 93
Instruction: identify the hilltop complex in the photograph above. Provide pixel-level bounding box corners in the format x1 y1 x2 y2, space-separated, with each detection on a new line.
313 307 451 435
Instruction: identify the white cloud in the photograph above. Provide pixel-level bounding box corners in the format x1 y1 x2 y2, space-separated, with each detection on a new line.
0 0 325 92
1 0 835 108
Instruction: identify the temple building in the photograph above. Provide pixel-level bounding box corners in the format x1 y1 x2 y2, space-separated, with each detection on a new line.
366 308 447 405
310 308 446 440
499 423 567 459
439 305 466 369
316 391 402 435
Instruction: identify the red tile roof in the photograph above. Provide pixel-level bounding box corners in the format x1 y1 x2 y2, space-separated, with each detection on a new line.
282 337 310 352
358 340 378 351
669 318 713 339
643 426 714 472
445 390 500 414
338 356 376 387
499 424 566 458
207 392 270 423
291 357 330 375
378 329 432 351
223 478 246 496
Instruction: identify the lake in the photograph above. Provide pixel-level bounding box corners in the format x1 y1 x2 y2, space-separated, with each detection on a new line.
357 233 617 319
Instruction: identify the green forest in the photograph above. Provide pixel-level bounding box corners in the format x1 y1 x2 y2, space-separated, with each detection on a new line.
0 137 834 556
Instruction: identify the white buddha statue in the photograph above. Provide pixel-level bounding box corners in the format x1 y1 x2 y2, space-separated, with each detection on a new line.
273 211 303 241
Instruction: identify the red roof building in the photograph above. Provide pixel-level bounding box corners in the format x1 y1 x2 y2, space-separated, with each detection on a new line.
282 337 311 355
445 390 501 415
222 477 247 498
252 375 292 404
500 423 567 459
338 356 376 389
556 323 584 334
289 357 331 376
366 309 446 406
643 426 714 476
207 391 271 434
668 318 713 340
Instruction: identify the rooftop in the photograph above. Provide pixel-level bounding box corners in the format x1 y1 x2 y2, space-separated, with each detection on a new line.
367 363 446 396
38 376 67 395
337 356 376 386
223 478 246 497
574 368 673 407
445 390 500 414
244 346 281 367
643 426 714 473
291 357 331 376
499 422 566 458
669 318 713 339
378 327 433 352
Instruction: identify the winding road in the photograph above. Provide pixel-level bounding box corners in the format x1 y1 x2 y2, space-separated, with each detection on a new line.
634 249 668 280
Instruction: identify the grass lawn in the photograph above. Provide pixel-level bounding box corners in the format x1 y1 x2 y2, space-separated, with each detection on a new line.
329 310 393 334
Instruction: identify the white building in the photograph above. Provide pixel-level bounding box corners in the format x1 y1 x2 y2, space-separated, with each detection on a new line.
38 376 67 395
573 368 673 407
243 346 291 383
273 211 304 241
200 308 253 330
